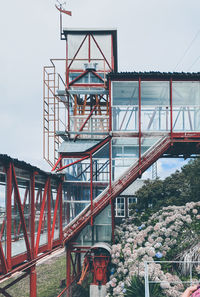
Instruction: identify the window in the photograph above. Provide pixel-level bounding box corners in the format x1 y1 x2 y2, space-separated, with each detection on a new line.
128 197 137 217
115 197 125 217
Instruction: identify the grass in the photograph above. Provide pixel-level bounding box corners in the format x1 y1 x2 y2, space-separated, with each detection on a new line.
1 252 66 297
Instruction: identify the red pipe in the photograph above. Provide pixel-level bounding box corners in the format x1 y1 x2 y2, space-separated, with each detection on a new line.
56 155 90 172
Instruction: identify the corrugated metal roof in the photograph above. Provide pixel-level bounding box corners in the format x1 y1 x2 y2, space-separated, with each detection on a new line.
107 71 200 80
0 154 57 178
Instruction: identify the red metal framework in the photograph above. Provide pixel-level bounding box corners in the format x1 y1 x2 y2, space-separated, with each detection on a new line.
43 29 117 168
0 155 63 296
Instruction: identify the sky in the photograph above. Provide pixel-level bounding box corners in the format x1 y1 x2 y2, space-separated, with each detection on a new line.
1 0 200 176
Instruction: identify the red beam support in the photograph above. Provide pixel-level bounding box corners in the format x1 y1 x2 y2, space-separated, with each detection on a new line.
109 79 112 132
68 35 88 69
30 265 37 297
35 178 49 256
139 78 142 166
56 155 90 172
12 164 32 260
6 162 12 270
51 182 62 247
111 199 115 244
74 104 97 141
59 180 63 242
17 186 29 236
30 172 36 297
90 154 93 226
91 35 112 70
0 241 8 274
30 173 35 258
170 78 173 138
51 155 62 172
66 243 71 297
88 34 91 62
48 180 51 250
109 138 112 200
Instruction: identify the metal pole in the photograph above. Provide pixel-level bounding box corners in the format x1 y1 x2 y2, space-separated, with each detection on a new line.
145 262 150 297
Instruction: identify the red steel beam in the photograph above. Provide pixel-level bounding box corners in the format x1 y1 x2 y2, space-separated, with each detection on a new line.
59 180 63 242
17 186 29 236
6 162 12 270
0 240 8 274
12 164 32 260
51 182 62 247
51 155 62 172
35 178 50 256
68 35 88 69
170 78 173 138
47 181 51 250
91 35 112 71
73 104 97 141
90 154 93 226
56 155 90 172
139 78 141 166
30 173 35 259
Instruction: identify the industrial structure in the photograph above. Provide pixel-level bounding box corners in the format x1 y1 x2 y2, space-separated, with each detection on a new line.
1 7 200 297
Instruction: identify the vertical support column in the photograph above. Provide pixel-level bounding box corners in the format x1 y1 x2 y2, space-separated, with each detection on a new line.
66 243 71 297
144 261 150 297
30 172 37 297
170 78 173 138
30 266 37 297
30 172 35 258
111 199 115 244
111 34 114 70
139 78 142 167
59 181 63 243
77 252 81 275
88 34 91 63
90 154 93 226
47 178 51 250
6 162 12 270
66 40 69 89
109 79 112 132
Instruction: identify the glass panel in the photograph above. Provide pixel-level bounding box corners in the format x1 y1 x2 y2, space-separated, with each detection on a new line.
128 197 137 216
141 81 170 132
172 82 200 132
112 138 139 181
141 106 170 131
173 106 200 131
73 205 112 246
115 197 125 217
112 81 138 106
12 178 30 257
112 106 138 131
141 81 169 106
172 81 200 106
141 137 161 156
62 182 90 225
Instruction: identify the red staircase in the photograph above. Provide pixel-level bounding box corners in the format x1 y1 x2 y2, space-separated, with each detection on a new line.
63 135 171 243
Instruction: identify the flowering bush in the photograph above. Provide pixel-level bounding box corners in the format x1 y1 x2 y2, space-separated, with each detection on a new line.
106 201 200 297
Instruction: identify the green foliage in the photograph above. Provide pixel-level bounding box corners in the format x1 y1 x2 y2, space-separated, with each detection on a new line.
130 158 200 214
125 276 165 297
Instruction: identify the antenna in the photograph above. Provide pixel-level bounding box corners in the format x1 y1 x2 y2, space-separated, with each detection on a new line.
55 0 72 39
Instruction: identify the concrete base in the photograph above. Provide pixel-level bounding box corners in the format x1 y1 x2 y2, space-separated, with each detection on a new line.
90 285 107 297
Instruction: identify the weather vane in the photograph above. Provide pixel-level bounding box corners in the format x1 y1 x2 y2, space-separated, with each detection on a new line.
55 0 72 38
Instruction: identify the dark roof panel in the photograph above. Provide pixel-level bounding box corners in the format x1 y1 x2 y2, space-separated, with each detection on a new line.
107 71 200 80
0 154 59 178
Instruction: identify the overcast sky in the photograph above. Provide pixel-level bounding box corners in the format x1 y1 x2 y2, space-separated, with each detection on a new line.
1 0 200 175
